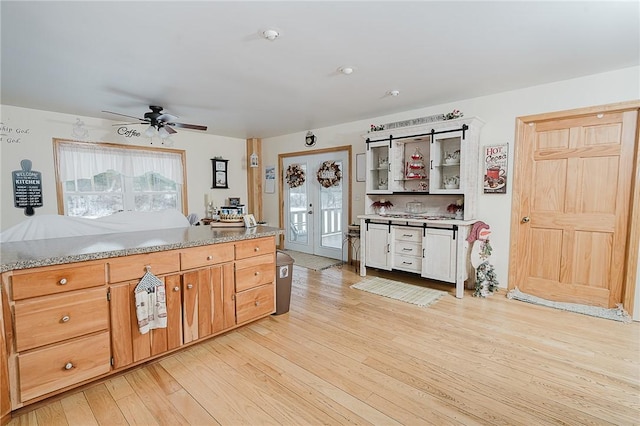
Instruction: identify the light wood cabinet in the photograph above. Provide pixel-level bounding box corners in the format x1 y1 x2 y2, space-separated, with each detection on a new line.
2 260 109 406
14 287 108 352
109 275 183 368
234 238 275 325
1 236 277 415
182 263 234 343
17 332 110 402
110 245 235 368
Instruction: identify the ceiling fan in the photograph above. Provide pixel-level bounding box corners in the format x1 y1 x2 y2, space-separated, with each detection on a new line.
102 105 207 138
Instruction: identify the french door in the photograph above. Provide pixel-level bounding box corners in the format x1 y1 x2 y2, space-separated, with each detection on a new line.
283 150 349 260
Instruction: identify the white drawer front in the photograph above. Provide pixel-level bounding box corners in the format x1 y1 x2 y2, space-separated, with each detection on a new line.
393 227 422 243
394 241 421 258
394 255 422 273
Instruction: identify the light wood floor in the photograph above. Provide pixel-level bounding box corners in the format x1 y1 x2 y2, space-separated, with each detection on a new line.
8 265 640 425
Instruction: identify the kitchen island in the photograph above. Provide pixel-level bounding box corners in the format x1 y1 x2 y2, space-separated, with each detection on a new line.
0 225 283 423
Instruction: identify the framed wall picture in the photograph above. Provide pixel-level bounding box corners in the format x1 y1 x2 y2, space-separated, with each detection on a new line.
211 158 228 189
228 197 240 206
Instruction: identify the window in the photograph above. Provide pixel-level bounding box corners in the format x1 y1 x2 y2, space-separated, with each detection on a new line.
54 140 187 218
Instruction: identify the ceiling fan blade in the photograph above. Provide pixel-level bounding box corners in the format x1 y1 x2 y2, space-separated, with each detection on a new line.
169 122 208 131
102 110 146 121
112 122 142 126
164 125 177 134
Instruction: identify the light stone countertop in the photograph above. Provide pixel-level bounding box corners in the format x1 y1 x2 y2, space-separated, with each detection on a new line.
0 225 283 273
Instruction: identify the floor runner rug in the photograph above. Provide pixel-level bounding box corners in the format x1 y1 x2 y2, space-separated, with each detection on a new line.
507 287 631 323
351 277 446 307
282 250 343 271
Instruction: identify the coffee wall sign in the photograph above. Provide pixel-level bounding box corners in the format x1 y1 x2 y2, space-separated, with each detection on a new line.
117 126 142 138
12 159 43 216
484 144 508 194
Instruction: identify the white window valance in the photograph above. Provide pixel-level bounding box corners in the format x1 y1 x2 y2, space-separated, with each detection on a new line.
57 142 184 184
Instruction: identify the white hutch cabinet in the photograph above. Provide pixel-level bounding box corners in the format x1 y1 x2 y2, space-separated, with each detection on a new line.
358 117 484 298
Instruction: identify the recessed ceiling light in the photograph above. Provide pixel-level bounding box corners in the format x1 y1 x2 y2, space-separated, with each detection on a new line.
261 28 280 41
338 66 354 75
387 90 400 97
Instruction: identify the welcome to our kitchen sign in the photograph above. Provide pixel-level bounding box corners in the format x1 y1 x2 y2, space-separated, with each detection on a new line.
13 159 43 216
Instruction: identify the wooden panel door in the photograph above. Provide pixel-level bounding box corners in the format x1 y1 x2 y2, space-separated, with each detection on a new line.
510 107 638 308
110 275 183 369
182 269 202 344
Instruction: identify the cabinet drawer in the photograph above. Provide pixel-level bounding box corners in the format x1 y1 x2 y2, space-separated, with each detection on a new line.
181 243 234 270
235 260 275 292
235 283 275 324
18 331 111 402
107 251 180 283
394 255 422 273
394 227 422 243
235 237 275 260
14 287 108 352
394 241 421 257
11 262 106 300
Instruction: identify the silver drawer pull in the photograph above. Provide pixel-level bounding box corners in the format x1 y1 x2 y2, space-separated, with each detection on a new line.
207 255 213 260
254 247 260 252
59 278 68 285
64 362 74 370
173 286 180 292
254 300 260 306
254 271 260 276
61 315 70 323
402 261 412 265
187 284 194 290
402 234 412 237
402 248 413 252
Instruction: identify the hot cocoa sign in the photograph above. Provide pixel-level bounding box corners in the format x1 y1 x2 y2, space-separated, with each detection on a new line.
484 144 508 194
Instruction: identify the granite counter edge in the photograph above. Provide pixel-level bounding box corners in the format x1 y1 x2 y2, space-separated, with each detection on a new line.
1 229 283 273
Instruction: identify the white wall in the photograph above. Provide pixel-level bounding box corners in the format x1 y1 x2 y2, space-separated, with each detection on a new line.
0 105 248 230
261 66 640 318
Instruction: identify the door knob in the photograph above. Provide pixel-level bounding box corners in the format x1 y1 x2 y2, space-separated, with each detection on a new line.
522 216 530 223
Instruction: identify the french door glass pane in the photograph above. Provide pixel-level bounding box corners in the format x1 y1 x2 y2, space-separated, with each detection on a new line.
320 161 342 249
288 164 308 243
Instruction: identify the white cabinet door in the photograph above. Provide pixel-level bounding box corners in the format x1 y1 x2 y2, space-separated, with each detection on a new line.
422 227 457 283
365 223 391 270
366 141 392 194
429 134 463 194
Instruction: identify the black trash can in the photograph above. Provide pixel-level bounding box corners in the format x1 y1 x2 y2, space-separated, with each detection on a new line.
275 251 294 315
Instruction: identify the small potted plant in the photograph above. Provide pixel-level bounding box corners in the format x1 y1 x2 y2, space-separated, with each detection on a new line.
371 199 393 215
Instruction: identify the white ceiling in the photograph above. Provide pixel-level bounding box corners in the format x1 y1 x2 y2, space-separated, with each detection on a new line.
2 1 639 139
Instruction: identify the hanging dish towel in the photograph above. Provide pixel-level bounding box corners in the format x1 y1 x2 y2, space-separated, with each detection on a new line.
134 267 168 334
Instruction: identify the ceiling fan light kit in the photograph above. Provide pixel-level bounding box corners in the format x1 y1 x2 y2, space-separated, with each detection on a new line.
103 105 208 139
